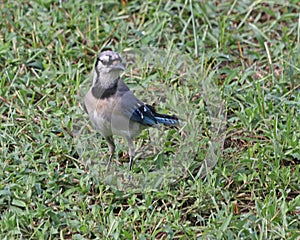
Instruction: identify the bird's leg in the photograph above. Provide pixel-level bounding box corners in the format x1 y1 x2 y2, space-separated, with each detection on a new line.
126 137 135 171
105 136 115 172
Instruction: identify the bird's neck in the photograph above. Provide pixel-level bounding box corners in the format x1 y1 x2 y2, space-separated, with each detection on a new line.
91 71 120 99
93 70 120 89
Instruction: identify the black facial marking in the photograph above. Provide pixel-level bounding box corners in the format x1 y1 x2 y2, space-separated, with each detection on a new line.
95 57 100 68
94 58 101 76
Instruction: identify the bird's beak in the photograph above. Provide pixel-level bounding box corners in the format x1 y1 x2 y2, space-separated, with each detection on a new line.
112 62 125 71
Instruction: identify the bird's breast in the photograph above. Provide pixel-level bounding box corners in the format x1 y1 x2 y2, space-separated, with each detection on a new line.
85 89 143 138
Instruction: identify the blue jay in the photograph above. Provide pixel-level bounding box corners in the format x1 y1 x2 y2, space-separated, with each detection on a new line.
84 50 179 171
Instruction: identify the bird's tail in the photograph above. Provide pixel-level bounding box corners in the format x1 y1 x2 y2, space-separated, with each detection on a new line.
145 104 179 126
154 112 179 126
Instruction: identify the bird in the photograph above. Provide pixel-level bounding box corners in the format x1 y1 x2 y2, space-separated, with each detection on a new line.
83 50 179 171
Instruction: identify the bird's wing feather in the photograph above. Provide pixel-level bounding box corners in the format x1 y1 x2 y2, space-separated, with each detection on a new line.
117 80 158 126
130 104 158 126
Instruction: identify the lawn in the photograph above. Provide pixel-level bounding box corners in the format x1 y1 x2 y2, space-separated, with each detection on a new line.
1 0 299 239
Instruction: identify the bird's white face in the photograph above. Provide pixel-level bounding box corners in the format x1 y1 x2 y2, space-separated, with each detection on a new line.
92 50 125 87
95 50 125 74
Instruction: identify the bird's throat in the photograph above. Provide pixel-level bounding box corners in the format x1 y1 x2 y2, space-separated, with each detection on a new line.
92 76 119 99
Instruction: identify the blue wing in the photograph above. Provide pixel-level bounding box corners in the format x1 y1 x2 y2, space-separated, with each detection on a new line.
117 79 179 127
130 104 158 126
131 104 179 126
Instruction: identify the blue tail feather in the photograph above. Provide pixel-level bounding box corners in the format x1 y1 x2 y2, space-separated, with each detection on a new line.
147 104 179 126
155 116 179 125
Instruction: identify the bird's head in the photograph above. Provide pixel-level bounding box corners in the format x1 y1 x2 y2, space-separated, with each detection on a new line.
95 50 125 74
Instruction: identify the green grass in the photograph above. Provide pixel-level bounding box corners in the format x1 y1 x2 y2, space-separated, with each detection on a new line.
1 0 300 239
